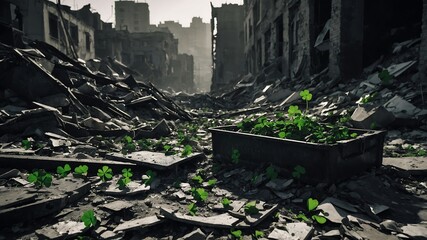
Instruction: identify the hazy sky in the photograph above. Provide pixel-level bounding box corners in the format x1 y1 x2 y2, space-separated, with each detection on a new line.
57 0 243 27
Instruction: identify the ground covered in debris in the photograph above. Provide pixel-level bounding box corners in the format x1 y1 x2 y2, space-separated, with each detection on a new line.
1 39 427 239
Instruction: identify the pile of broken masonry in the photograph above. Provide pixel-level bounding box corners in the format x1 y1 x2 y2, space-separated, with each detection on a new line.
0 37 427 240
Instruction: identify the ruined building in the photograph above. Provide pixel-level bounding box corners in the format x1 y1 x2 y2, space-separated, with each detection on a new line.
243 0 423 82
158 17 212 92
115 0 150 33
211 3 246 92
93 1 195 92
4 0 95 60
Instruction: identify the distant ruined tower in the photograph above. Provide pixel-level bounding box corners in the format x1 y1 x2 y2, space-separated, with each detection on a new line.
115 0 150 32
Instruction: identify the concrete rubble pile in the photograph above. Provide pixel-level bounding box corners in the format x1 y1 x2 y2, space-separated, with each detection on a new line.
1 41 427 240
0 40 193 140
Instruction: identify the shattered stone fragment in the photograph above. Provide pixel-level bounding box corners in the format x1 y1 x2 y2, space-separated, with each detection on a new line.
268 222 313 240
178 228 207 240
113 215 163 232
101 200 134 212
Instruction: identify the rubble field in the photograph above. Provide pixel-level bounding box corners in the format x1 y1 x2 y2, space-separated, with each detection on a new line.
0 38 427 240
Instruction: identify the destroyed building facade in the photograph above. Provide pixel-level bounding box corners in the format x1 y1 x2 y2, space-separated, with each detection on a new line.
241 0 423 83
115 0 150 33
211 3 246 92
7 0 95 60
158 17 212 92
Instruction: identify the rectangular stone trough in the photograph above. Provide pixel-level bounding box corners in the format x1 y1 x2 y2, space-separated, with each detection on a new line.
210 126 386 183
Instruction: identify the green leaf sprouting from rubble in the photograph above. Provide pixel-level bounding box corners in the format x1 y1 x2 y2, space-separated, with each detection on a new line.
296 198 327 225
181 144 193 157
188 202 197 216
57 164 71 178
191 188 208 202
231 149 240 164
230 229 242 239
222 198 232 208
97 165 113 182
81 210 97 228
143 170 157 186
266 165 278 180
28 169 52 188
118 168 133 189
163 145 176 156
21 139 32 150
292 165 306 179
244 201 259 215
74 165 89 176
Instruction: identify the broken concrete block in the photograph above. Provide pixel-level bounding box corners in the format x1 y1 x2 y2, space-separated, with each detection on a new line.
72 145 97 157
113 215 163 232
322 197 358 213
81 117 105 130
89 106 112 121
103 179 150 196
178 228 206 240
267 88 292 102
100 230 122 239
343 222 400 240
317 202 350 224
351 104 395 129
254 95 267 104
0 169 20 179
266 178 293 191
279 91 299 106
268 222 313 240
383 95 420 119
39 93 70 108
77 82 99 95
401 224 427 240
383 157 427 176
160 207 240 229
387 61 417 77
101 200 133 212
380 219 401 233
106 151 205 170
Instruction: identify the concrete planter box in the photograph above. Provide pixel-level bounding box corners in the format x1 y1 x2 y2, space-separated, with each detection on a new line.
210 126 386 183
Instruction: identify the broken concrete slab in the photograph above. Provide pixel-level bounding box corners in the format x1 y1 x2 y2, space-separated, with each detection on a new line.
0 154 135 172
344 175 427 223
317 202 351 224
36 220 86 239
343 221 400 240
178 228 207 240
101 200 134 212
266 178 294 191
0 189 37 209
279 92 300 107
383 157 427 176
238 204 279 227
102 180 150 196
322 197 358 213
160 207 240 229
401 224 427 240
268 222 314 240
113 215 163 232
383 95 422 119
106 151 205 170
0 177 90 225
267 88 293 102
351 105 395 129
387 61 417 78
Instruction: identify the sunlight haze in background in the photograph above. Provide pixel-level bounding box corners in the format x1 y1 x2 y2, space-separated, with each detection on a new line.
56 0 244 26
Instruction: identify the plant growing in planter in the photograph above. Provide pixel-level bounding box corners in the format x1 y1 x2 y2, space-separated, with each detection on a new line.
237 90 359 144
210 90 387 183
